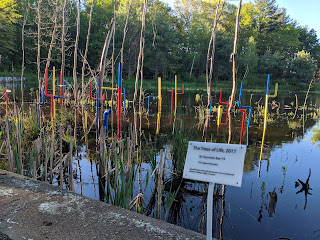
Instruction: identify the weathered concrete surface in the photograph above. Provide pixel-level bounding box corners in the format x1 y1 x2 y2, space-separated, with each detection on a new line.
0 170 205 240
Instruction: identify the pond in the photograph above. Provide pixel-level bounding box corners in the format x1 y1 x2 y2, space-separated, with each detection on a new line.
1 83 320 239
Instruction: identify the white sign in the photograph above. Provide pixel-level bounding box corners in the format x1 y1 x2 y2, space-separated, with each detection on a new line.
183 141 247 187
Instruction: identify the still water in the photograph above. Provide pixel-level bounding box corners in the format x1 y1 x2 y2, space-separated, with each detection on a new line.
68 90 320 239
2 83 320 239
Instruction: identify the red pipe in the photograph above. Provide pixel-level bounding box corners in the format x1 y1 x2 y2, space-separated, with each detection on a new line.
44 66 54 118
219 89 229 125
177 84 184 95
239 109 246 144
117 87 122 140
89 81 105 101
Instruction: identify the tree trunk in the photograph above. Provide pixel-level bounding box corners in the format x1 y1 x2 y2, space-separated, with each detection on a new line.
228 0 242 144
73 0 80 104
21 9 27 106
81 0 95 97
61 0 67 90
37 0 42 103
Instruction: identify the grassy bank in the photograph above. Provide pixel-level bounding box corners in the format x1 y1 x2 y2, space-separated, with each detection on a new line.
1 71 319 94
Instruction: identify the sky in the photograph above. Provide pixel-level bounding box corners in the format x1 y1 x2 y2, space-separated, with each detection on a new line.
161 0 320 39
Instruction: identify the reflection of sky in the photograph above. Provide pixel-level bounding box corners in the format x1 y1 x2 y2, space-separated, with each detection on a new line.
73 145 99 200
225 119 320 239
53 92 320 239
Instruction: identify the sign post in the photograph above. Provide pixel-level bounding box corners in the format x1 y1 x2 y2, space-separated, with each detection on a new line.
183 141 247 240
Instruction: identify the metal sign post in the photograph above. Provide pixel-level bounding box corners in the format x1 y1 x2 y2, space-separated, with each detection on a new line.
183 141 247 240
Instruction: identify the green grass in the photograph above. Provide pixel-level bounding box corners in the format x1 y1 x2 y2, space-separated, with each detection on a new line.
1 71 320 94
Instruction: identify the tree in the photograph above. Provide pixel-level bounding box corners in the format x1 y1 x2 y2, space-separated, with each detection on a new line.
259 50 286 79
144 0 180 80
287 50 316 84
238 36 259 80
0 0 21 70
297 27 320 67
253 0 288 54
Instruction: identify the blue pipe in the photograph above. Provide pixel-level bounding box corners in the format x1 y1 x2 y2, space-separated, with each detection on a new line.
238 82 252 145
118 62 122 88
53 96 65 100
37 89 45 128
56 77 69 87
103 109 111 136
266 74 270 95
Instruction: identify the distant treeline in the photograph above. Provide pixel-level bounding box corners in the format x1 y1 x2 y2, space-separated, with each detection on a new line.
0 0 319 86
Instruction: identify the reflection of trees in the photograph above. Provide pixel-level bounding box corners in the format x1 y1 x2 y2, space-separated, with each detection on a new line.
243 145 271 173
311 128 320 147
295 168 312 210
257 182 278 222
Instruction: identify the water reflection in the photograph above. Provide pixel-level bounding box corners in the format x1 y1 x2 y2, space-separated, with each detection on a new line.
295 168 312 210
2 88 320 239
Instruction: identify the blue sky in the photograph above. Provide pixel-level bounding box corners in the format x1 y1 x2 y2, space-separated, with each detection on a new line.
161 0 320 39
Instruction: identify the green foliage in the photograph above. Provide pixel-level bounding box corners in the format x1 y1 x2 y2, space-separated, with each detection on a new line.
1 0 319 87
239 36 259 80
287 50 316 84
311 129 320 147
0 0 21 70
259 50 286 79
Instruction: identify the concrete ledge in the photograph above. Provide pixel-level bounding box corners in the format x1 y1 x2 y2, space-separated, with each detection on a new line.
0 170 205 240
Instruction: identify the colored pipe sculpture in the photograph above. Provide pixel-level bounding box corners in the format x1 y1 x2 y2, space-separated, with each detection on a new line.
238 82 252 145
156 77 162 134
258 75 278 177
84 110 88 143
166 90 174 125
52 67 56 119
217 105 222 135
239 109 246 144
216 89 229 135
174 75 184 118
44 66 54 120
95 77 101 141
123 87 126 120
44 66 65 120
5 90 11 116
117 62 122 140
103 109 111 136
57 71 68 108
99 62 123 140
173 75 184 133
209 98 213 127
89 80 105 101
37 89 45 128
52 68 65 119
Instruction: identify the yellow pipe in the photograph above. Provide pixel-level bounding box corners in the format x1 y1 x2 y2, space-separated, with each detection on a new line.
53 66 56 120
173 75 177 133
156 77 161 134
217 105 222 127
269 83 278 98
84 110 88 143
259 95 269 160
101 87 117 91
84 110 88 130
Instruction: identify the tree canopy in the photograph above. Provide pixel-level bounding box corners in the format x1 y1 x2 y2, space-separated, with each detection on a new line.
0 0 319 86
